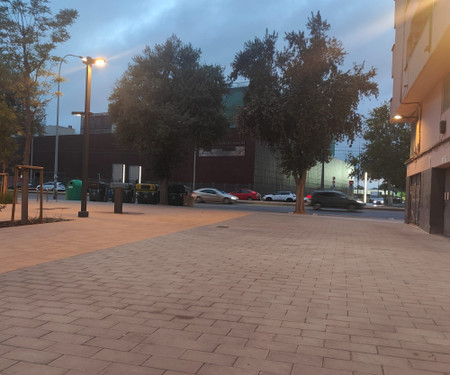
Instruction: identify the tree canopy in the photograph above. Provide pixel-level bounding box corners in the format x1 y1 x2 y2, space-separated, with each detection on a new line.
0 62 19 172
0 101 18 172
1 0 77 221
230 12 378 214
347 102 410 200
0 0 78 165
108 35 230 204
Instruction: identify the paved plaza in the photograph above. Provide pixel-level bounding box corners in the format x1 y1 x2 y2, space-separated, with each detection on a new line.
0 200 450 374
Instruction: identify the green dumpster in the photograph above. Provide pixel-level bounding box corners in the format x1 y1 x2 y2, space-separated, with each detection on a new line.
66 179 82 200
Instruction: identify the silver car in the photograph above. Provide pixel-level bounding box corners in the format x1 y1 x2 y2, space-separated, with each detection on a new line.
36 182 66 191
192 188 239 204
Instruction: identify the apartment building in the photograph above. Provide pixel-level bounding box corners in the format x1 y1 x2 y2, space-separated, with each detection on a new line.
391 0 450 235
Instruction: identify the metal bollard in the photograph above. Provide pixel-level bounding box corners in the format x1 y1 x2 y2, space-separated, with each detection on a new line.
114 187 123 214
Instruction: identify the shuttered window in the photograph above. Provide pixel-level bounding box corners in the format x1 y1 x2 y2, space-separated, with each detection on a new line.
444 73 450 112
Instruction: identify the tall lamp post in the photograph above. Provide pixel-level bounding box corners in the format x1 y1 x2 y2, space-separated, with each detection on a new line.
78 56 105 218
53 54 83 200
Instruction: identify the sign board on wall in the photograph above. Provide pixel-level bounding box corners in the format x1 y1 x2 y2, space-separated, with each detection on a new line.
199 143 245 157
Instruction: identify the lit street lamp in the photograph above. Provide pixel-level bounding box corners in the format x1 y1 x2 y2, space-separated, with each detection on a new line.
78 56 105 218
53 54 83 200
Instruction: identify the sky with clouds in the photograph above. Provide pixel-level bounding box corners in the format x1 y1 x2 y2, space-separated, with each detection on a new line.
46 0 395 160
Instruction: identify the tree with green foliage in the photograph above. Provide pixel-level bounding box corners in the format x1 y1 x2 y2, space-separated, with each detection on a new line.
0 62 19 172
0 102 18 172
230 12 378 214
347 102 410 204
109 35 230 204
0 0 77 220
0 0 78 169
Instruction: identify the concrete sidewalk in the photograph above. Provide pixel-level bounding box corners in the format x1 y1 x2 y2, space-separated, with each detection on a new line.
0 200 450 374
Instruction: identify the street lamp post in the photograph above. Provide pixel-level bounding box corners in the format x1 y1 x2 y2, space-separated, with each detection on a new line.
53 54 83 200
78 56 105 218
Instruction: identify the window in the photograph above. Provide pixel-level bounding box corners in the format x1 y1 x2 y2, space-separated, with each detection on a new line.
443 73 450 112
406 1 432 64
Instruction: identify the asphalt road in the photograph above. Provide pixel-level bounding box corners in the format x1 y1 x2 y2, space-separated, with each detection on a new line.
194 201 405 222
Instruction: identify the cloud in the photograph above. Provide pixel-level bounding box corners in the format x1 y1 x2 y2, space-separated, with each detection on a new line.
341 9 394 51
46 0 395 135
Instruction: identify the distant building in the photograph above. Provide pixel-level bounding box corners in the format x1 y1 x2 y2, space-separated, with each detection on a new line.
391 0 450 235
43 125 76 136
23 87 354 195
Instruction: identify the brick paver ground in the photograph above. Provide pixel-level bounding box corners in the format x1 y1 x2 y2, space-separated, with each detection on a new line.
1 199 450 374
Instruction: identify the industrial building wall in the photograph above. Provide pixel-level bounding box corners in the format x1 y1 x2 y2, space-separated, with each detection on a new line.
22 134 144 184
253 141 354 195
20 132 353 197
306 158 354 194
253 142 295 195
168 131 257 192
25 131 257 191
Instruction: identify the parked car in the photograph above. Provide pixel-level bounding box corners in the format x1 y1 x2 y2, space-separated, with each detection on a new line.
36 182 66 192
311 190 364 211
263 191 296 202
229 189 261 200
192 188 239 204
369 192 384 205
304 194 312 205
7 182 34 190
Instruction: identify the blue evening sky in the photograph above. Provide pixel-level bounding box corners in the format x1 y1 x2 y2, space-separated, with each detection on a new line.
46 0 395 162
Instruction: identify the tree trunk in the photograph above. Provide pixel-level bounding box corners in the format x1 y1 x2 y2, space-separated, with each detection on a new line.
159 177 169 205
21 69 33 223
21 128 32 225
320 161 324 190
387 178 392 206
294 171 307 214
22 67 32 166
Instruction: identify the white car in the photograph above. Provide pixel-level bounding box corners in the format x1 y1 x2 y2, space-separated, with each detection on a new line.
36 182 66 191
263 191 296 202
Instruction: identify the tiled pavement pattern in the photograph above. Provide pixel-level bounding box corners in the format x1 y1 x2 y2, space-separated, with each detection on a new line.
0 201 249 274
1 201 450 374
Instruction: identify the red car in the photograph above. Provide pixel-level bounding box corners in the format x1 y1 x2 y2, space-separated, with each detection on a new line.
229 189 261 200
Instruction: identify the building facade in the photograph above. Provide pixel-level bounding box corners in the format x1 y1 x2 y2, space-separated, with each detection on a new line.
12 86 354 196
25 131 353 196
43 125 76 136
391 0 450 235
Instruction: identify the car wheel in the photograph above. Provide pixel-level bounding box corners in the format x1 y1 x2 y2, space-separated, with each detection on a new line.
313 202 321 210
286 198 293 202
347 204 356 212
265 197 272 201
223 197 230 204
195 196 203 203
247 197 252 200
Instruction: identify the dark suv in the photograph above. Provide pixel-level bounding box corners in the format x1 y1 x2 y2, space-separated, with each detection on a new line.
311 190 365 211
